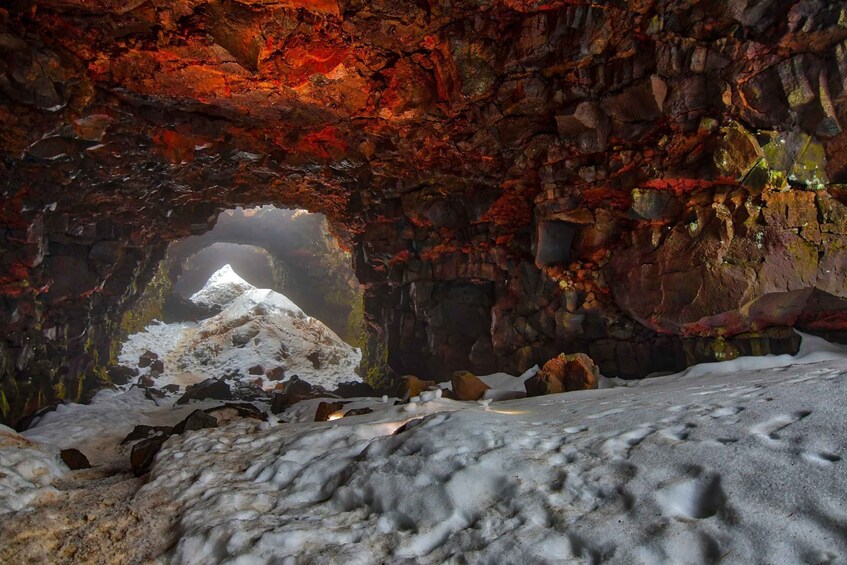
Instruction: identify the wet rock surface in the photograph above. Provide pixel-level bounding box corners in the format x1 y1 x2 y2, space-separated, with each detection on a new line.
1 0 847 422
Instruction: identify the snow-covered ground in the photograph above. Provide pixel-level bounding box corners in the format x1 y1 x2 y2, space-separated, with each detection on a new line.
119 265 362 390
0 425 67 514
0 334 844 562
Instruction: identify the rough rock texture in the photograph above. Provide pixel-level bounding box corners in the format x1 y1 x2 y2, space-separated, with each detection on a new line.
59 448 91 470
2 0 847 423
537 353 600 393
451 370 491 401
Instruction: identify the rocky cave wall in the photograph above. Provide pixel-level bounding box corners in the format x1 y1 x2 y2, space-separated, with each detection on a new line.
1 0 847 424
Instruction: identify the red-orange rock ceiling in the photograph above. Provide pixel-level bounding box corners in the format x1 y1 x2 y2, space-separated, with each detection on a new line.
2 0 847 424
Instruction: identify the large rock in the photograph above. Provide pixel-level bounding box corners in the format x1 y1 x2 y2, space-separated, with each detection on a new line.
538 353 599 392
172 410 218 435
450 370 490 401
270 375 334 414
120 425 173 445
315 401 345 422
524 371 565 397
176 379 232 405
131 436 169 476
60 448 91 470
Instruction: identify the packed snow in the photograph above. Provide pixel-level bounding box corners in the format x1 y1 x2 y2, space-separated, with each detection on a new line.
0 425 67 514
189 263 256 307
2 334 847 564
120 265 362 390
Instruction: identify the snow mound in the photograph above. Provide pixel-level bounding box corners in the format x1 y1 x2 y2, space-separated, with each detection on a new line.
120 265 361 391
175 285 360 390
0 425 67 514
189 264 255 307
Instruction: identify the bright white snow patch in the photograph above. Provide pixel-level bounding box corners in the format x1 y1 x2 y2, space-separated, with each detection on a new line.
0 425 67 514
139 336 847 564
120 265 361 390
174 287 360 389
189 264 256 307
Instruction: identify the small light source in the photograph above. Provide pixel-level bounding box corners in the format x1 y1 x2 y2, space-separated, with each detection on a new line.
327 412 344 421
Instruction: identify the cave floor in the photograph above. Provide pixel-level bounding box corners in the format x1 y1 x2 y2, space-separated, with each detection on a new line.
2 335 847 563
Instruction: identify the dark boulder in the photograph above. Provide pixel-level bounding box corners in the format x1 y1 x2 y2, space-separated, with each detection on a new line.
60 448 91 470
172 410 218 435
205 402 267 424
315 401 345 422
131 436 169 476
270 376 334 414
176 378 232 405
138 350 158 368
107 365 138 386
332 381 378 398
120 425 173 445
266 367 286 381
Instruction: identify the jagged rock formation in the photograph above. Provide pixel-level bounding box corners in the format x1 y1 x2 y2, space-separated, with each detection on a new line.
1 0 846 423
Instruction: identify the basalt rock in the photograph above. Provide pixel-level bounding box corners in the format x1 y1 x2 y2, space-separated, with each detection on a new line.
451 371 491 401
175 378 232 405
121 425 173 445
538 353 600 393
60 448 91 470
270 375 335 414
2 0 847 424
315 401 346 422
172 410 218 435
130 436 169 476
332 381 378 399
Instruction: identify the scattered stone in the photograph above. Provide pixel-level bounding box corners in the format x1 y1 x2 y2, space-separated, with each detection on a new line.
172 410 218 435
524 371 565 397
315 401 345 422
270 375 334 414
205 402 267 425
401 376 436 402
534 353 600 394
332 381 377 398
266 367 286 381
120 425 174 445
162 384 180 394
60 448 91 470
138 375 155 388
343 407 374 417
138 350 158 368
144 388 167 401
131 436 169 476
149 359 164 374
451 370 490 401
248 364 264 375
107 365 138 386
176 378 232 405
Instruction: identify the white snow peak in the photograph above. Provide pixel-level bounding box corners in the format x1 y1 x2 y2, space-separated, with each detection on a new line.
189 264 256 307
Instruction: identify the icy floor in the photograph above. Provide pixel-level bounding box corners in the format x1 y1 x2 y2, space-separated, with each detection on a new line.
2 335 847 564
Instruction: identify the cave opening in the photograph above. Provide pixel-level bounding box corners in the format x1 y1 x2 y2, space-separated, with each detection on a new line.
154 205 365 348
108 204 368 398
